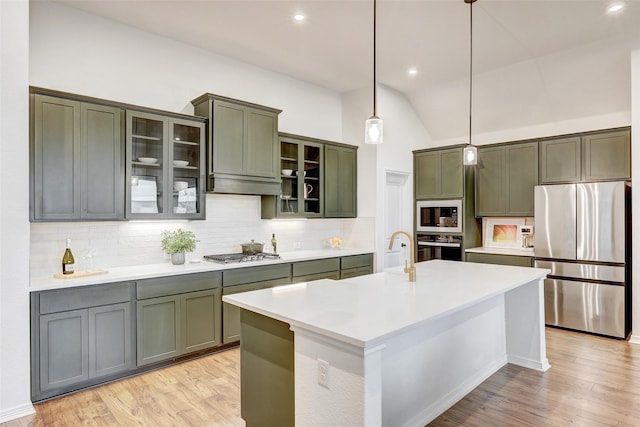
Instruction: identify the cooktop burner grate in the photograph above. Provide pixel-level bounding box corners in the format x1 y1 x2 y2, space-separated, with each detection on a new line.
203 253 281 264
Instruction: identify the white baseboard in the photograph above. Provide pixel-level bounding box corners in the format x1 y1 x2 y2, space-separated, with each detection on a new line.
0 403 35 423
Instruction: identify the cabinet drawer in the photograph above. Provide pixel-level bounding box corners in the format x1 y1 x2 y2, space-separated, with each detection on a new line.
341 266 373 280
39 282 133 314
341 254 373 270
292 258 340 277
466 252 533 267
222 263 291 287
137 272 221 300
291 271 340 283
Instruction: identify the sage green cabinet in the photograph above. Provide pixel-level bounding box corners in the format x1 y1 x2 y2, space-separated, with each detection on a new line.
136 272 222 366
539 136 582 183
292 257 341 283
192 94 281 195
466 252 533 268
324 144 357 218
222 263 291 344
31 94 124 221
476 142 538 217
126 110 206 220
31 282 134 402
340 253 373 279
262 134 324 218
582 129 630 181
414 147 463 200
539 129 630 183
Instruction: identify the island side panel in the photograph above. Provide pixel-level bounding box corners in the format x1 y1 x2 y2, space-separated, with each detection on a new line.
381 293 508 427
504 277 551 371
292 328 385 427
239 309 294 427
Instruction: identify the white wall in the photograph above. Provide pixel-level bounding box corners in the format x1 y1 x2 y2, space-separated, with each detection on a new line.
0 0 34 422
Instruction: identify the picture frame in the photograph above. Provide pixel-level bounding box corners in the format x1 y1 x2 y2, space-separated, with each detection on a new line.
484 218 525 249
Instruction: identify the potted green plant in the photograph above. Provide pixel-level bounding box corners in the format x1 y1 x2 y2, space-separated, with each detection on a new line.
161 228 197 265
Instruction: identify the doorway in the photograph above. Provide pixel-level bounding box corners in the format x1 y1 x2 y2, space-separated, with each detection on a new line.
383 170 411 269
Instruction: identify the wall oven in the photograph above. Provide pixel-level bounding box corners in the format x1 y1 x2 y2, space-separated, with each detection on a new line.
416 200 462 233
417 235 463 262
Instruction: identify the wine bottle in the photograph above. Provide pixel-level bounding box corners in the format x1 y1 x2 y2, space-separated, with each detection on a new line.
271 233 277 254
62 238 75 275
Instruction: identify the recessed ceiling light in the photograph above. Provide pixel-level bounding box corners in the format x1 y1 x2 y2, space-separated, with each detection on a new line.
294 13 305 21
408 68 418 76
607 3 624 13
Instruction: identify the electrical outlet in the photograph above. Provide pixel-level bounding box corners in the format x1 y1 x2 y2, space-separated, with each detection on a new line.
317 358 330 388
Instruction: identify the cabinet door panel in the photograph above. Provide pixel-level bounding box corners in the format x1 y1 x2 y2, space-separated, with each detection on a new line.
582 130 630 181
182 289 221 354
89 302 133 378
137 296 180 366
246 109 277 178
39 309 89 391
33 95 81 220
506 142 538 216
539 137 581 183
414 152 439 199
323 146 340 216
476 147 506 216
440 149 463 198
339 148 357 217
82 103 123 219
213 101 245 175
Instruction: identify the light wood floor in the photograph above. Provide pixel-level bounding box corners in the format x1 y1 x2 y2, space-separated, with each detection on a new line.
5 327 640 426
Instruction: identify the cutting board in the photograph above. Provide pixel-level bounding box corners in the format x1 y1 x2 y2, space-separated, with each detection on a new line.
53 269 108 279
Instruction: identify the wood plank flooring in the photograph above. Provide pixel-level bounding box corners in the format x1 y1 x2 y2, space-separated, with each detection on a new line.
5 327 640 426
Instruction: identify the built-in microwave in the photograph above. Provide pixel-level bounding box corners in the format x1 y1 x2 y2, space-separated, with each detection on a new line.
416 200 462 233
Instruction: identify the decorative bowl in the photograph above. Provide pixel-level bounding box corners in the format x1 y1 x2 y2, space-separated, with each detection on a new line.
173 181 189 191
282 169 293 176
138 157 158 164
173 160 189 167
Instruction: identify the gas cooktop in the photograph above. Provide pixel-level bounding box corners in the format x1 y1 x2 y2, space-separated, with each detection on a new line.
203 253 281 264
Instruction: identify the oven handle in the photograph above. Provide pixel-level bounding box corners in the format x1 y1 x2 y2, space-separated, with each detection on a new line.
418 241 461 248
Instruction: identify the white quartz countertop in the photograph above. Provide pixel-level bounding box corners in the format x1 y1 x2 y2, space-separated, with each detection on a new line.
222 259 549 349
465 246 535 257
29 248 374 292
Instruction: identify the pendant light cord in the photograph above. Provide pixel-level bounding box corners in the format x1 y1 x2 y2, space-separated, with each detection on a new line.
469 0 473 146
373 0 378 117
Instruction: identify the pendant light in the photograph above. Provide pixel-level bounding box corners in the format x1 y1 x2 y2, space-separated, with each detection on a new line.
365 0 383 144
463 0 478 165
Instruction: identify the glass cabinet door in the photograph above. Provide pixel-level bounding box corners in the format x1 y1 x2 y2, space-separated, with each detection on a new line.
277 139 323 217
170 119 205 218
127 111 167 217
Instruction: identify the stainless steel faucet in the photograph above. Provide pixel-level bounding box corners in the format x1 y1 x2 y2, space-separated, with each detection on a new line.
388 230 416 282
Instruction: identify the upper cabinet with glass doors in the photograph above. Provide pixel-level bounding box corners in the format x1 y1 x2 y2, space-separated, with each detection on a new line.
126 110 206 220
261 134 324 218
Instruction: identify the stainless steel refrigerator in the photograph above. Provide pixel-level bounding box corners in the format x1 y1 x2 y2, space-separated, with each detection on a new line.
534 181 631 338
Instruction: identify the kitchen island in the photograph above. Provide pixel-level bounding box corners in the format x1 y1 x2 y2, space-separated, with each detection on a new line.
223 259 550 427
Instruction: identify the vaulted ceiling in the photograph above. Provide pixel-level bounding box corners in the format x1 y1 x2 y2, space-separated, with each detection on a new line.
53 0 640 141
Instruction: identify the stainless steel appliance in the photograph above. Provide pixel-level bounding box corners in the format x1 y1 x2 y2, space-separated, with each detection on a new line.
204 253 281 264
534 181 630 338
417 235 462 262
416 200 462 233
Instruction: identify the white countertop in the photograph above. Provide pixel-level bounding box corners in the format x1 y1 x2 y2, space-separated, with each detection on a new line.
222 259 549 349
29 248 374 292
466 246 535 257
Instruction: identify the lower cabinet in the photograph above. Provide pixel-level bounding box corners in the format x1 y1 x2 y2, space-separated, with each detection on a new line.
222 263 292 344
466 252 533 267
136 272 222 366
292 257 341 283
340 253 374 279
31 282 134 402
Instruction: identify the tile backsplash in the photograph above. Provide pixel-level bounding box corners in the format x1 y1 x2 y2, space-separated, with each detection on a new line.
30 194 375 278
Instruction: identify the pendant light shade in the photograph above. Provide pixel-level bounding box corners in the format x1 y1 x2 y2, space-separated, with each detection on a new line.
365 0 383 144
464 0 477 165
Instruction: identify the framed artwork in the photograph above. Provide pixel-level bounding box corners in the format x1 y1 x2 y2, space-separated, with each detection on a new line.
484 218 525 249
